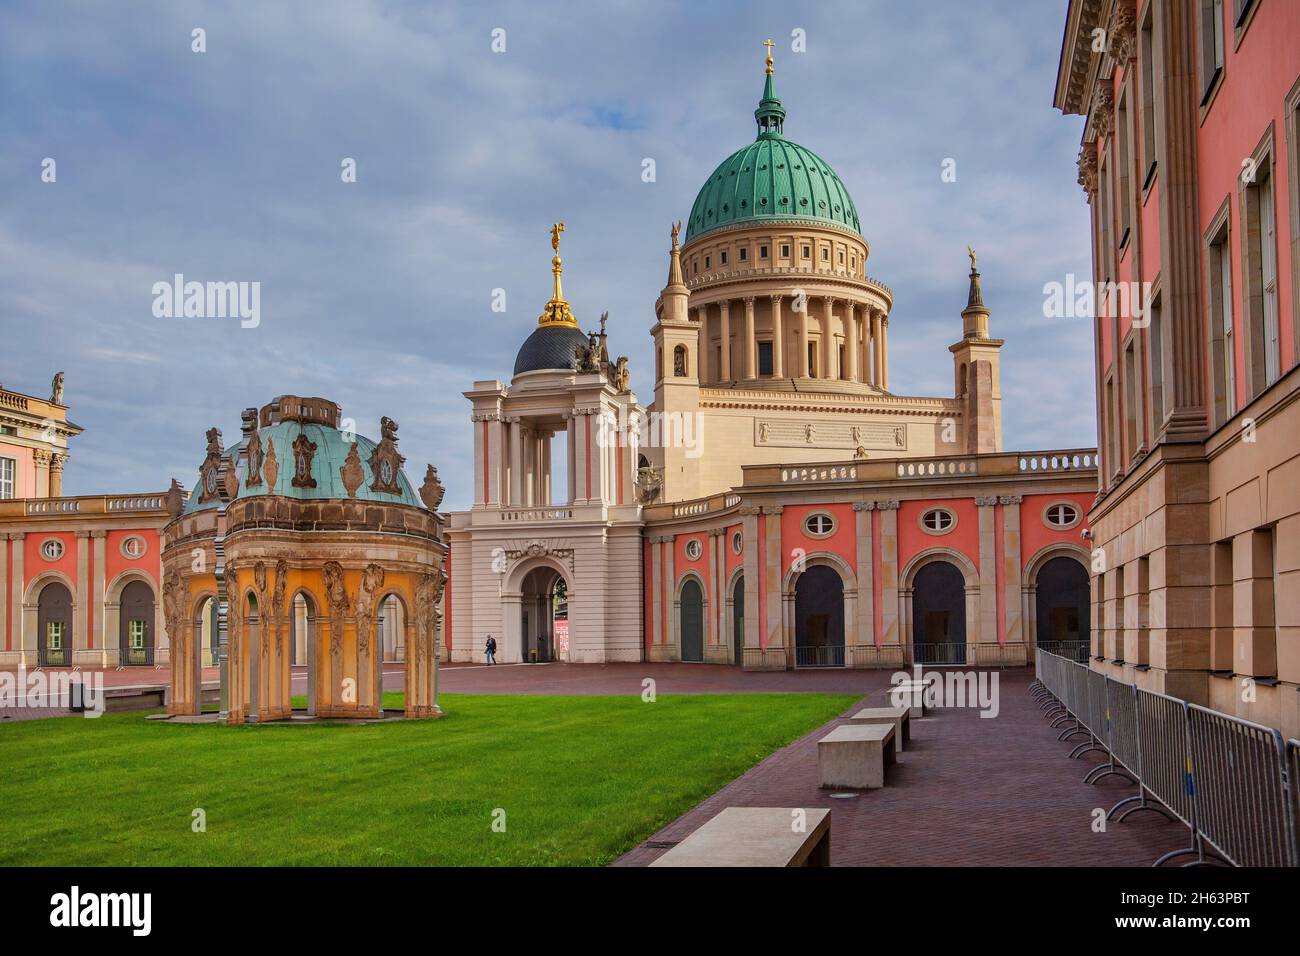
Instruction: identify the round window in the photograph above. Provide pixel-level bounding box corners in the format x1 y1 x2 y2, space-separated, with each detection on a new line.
1044 501 1082 529
920 508 956 535
804 512 835 537
40 538 65 561
685 539 703 560
731 531 743 555
121 535 147 559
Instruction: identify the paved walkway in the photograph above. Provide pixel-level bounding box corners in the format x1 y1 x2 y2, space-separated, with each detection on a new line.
612 667 1192 867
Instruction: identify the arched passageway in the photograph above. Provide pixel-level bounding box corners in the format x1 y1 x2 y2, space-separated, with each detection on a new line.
794 565 844 668
678 578 704 663
911 561 967 664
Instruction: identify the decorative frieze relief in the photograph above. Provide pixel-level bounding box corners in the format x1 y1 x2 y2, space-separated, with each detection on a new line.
975 496 999 507
755 418 906 450
852 501 876 512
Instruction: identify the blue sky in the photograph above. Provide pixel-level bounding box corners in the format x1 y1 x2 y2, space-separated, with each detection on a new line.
0 0 1093 511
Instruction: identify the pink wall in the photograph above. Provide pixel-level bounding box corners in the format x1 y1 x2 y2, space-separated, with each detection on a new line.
1020 493 1093 567
0 442 36 498
780 503 856 578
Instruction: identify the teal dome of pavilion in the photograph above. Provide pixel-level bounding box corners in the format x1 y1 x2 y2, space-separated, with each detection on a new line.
184 419 422 513
685 67 861 243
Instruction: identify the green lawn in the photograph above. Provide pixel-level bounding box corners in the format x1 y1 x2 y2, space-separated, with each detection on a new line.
0 691 855 866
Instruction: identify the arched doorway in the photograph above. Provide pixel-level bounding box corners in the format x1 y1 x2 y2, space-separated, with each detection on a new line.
679 577 704 662
1035 556 1090 659
795 565 844 667
37 581 72 667
379 594 405 663
731 574 744 666
289 592 318 715
521 566 565 663
119 580 155 666
912 561 966 664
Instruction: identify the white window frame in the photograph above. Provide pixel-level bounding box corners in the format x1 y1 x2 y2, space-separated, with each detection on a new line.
919 507 957 536
1042 501 1083 530
803 512 835 538
0 456 13 499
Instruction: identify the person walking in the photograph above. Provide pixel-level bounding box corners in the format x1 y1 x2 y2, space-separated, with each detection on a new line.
485 634 497 665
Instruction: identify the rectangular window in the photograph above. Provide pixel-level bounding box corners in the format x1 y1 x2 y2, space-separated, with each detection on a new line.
1116 92 1132 247
758 341 773 376
801 245 810 259
807 342 817 377
704 255 710 269
1105 376 1119 479
130 620 146 649
47 621 64 650
0 457 13 499
1124 340 1139 459
1140 10 1157 187
838 344 846 379
1098 156 1113 275
1198 0 1224 105
820 247 829 261
759 245 768 259
1201 218 1232 424
1233 0 1254 28
780 243 790 258
720 250 727 266
1149 293 1167 434
1242 152 1279 395
738 247 747 261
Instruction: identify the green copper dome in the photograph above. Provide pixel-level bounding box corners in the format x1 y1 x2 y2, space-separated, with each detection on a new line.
184 421 421 513
685 70 861 243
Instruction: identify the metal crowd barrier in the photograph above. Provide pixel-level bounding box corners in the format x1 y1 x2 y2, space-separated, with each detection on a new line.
1033 650 1300 867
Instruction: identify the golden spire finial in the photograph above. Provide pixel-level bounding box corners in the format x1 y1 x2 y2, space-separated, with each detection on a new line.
539 222 577 328
764 38 775 75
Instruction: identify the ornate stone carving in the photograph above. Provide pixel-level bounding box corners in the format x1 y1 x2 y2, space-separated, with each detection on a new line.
876 500 900 511
254 561 270 659
761 505 784 515
852 501 876 512
353 563 385 654
222 455 240 501
975 496 999 507
162 569 188 656
673 347 686 377
998 495 1024 506
198 428 224 504
322 561 349 655
1077 144 1098 195
340 442 364 498
1107 0 1136 63
573 335 601 373
291 432 318 489
1091 81 1114 140
165 478 186 516
636 465 662 504
612 356 631 393
419 464 446 512
226 568 241 668
50 371 65 404
415 568 446 663
263 438 278 487
272 559 287 657
367 417 405 495
245 428 264 488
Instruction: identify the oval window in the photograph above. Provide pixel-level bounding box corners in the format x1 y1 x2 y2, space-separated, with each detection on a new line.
1044 501 1081 529
920 508 956 535
121 535 147 559
40 538 65 561
685 539 703 560
731 531 743 555
804 512 835 537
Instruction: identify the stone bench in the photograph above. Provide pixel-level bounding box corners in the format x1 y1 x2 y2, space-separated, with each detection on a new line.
818 723 896 789
886 681 933 715
650 807 830 867
846 705 911 751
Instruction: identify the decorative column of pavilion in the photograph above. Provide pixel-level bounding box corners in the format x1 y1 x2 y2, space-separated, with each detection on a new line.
92 530 106 665
650 536 663 648
49 454 66 497
821 297 836 380
743 297 756 379
770 295 785 377
570 414 586 503
718 300 732 381
565 415 576 503
487 414 505 506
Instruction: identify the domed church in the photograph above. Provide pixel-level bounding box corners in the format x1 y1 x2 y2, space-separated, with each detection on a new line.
447 47 1098 672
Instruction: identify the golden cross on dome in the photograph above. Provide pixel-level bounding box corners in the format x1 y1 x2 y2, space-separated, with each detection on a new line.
763 38 775 74
551 222 565 253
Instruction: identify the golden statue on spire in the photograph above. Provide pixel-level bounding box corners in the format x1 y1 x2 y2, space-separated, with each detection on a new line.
539 222 577 328
764 38 775 75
